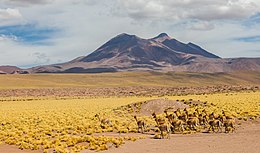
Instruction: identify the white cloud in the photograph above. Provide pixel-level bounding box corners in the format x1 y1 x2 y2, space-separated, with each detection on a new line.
189 21 215 31
0 8 21 19
0 8 24 26
116 0 260 21
4 0 53 6
2 0 101 7
31 52 50 64
0 38 68 67
0 34 18 41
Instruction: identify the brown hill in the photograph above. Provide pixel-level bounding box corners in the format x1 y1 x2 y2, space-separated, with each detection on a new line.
0 66 21 74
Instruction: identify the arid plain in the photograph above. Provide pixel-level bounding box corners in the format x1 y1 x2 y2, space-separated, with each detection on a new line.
0 71 259 153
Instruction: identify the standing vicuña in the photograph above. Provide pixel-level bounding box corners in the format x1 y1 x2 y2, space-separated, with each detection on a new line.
133 115 146 133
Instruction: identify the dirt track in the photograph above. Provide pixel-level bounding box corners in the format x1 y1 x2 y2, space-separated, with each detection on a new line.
0 119 259 153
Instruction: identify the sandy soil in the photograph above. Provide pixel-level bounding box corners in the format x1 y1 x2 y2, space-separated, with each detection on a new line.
0 119 259 153
102 119 260 153
0 145 40 153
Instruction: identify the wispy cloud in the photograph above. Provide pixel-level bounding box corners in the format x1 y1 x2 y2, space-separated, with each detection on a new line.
31 52 50 64
234 35 260 42
188 21 215 31
242 12 260 28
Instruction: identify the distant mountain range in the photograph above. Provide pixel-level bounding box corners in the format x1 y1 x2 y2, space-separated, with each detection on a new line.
0 66 21 74
1 33 260 74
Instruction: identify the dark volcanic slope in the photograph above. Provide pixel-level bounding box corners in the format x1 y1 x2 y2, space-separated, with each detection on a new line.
80 33 193 65
27 33 260 73
152 33 219 58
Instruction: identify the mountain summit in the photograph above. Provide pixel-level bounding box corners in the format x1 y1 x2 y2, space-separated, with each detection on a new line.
26 33 259 73
79 32 219 64
152 33 171 42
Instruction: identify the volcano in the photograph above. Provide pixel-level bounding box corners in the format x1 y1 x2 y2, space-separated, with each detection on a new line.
25 33 260 73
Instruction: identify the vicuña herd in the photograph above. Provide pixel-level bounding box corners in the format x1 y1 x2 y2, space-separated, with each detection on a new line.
153 108 235 138
95 107 236 139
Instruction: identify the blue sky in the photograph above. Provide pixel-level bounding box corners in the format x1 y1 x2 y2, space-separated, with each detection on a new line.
0 24 58 45
235 35 260 42
0 0 260 68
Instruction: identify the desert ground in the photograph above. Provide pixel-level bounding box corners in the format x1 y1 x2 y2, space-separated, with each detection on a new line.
0 118 259 153
0 72 259 153
103 119 260 153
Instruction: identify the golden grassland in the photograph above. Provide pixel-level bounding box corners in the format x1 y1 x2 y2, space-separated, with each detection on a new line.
0 71 259 89
0 91 259 152
167 91 260 117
